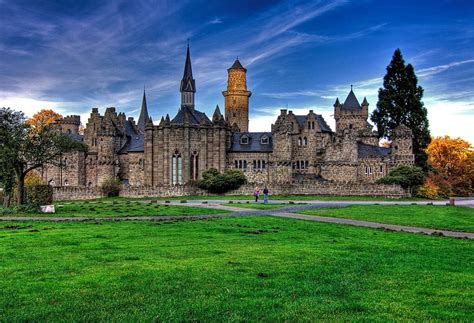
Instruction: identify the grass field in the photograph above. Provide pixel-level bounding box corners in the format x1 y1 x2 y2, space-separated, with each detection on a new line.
298 205 474 232
1 200 227 217
223 202 305 209
1 216 472 321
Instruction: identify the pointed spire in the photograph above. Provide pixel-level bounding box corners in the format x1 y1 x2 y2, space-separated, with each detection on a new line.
228 58 247 72
137 89 150 131
183 44 193 79
334 97 341 107
362 97 369 106
212 104 223 122
342 87 361 110
159 116 165 126
180 44 196 109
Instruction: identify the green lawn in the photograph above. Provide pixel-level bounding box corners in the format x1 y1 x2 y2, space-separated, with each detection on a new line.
1 200 227 217
0 217 472 321
298 205 474 232
223 202 305 209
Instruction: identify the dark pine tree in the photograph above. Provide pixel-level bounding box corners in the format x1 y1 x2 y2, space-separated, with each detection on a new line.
371 49 431 170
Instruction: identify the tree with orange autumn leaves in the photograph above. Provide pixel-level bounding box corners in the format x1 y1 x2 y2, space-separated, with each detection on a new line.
27 109 62 130
418 136 474 198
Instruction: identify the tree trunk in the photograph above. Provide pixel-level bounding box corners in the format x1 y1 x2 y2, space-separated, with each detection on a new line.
16 172 26 205
3 194 11 208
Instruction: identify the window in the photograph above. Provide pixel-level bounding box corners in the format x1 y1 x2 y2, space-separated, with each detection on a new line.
365 166 369 175
243 160 247 169
235 160 238 168
349 124 353 130
190 152 199 180
380 165 383 173
67 129 72 134
48 179 55 186
312 121 315 129
253 160 257 169
261 135 269 144
303 137 308 146
305 160 309 169
64 179 69 186
298 137 302 146
240 135 249 145
171 152 183 185
369 166 372 174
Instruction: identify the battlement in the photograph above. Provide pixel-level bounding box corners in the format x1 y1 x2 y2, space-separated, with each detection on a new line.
58 115 81 125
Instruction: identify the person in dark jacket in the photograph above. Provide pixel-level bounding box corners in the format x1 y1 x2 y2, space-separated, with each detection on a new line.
263 187 269 204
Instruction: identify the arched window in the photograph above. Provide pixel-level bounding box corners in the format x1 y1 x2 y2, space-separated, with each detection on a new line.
243 160 247 169
48 179 55 186
312 121 315 129
305 160 309 169
64 179 69 186
190 151 199 181
171 152 183 185
298 137 302 146
303 137 308 146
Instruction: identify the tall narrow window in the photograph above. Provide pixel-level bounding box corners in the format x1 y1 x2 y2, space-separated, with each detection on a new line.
243 160 247 170
298 137 302 146
171 152 183 185
303 137 308 146
190 152 199 181
253 160 257 170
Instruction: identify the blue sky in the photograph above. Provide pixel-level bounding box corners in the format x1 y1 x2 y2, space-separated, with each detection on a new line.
1 0 474 143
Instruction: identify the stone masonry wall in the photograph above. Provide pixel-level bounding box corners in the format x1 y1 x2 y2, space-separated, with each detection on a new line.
53 181 408 201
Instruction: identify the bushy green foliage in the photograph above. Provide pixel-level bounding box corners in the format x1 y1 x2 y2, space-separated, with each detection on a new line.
198 168 247 193
376 165 425 189
100 178 122 197
25 185 53 206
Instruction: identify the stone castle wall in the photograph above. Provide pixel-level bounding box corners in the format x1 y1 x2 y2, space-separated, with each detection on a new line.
52 181 408 201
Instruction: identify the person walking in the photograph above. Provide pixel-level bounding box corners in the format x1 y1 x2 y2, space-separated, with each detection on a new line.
253 188 260 203
263 186 269 204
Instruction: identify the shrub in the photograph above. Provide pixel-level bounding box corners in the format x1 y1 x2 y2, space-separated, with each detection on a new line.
376 165 425 190
198 168 247 194
25 185 53 206
100 178 122 197
416 178 441 200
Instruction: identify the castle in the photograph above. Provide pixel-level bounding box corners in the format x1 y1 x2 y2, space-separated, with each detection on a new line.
41 46 414 192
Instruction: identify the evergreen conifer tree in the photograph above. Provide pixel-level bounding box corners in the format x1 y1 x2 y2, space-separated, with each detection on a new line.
371 49 431 169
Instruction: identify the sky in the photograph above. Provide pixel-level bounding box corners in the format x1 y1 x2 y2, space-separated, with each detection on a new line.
1 0 474 143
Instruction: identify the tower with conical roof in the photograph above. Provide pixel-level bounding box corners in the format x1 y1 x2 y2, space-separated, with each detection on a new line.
180 45 196 109
222 58 252 132
334 87 369 133
137 88 150 131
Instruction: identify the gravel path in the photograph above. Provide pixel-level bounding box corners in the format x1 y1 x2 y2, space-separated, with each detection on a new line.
270 212 474 239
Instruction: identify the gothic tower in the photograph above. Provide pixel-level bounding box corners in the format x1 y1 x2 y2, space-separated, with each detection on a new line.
222 58 251 132
180 45 196 109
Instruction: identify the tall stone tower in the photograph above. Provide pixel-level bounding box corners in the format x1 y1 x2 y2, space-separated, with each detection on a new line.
222 59 251 132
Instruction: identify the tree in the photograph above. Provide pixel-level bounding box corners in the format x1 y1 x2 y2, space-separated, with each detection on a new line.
0 108 86 205
425 136 474 196
371 49 431 170
198 168 247 194
377 165 425 193
27 109 62 131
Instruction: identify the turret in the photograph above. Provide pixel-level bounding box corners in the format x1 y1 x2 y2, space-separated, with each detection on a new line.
222 58 252 132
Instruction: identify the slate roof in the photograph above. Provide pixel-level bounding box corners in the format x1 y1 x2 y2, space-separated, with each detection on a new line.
357 143 391 158
228 59 247 72
171 105 211 125
294 115 333 133
230 132 273 152
180 45 196 93
342 89 361 110
65 133 84 142
119 120 144 153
